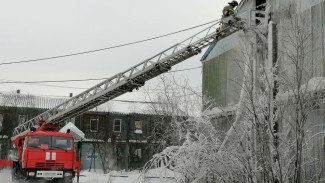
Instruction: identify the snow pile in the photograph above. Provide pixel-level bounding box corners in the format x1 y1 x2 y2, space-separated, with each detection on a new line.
108 170 141 183
108 168 178 183
59 122 85 140
134 129 143 134
305 77 325 92
144 167 181 182
74 170 110 183
203 104 238 117
0 166 177 183
277 77 325 102
0 168 12 183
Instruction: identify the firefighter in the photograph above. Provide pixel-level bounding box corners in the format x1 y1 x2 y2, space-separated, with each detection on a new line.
217 0 239 38
222 0 239 17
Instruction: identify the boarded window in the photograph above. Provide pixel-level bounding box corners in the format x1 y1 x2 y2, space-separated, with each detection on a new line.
113 119 122 132
18 114 28 125
90 118 99 132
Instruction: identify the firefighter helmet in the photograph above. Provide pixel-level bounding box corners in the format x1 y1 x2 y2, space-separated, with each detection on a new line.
228 0 239 7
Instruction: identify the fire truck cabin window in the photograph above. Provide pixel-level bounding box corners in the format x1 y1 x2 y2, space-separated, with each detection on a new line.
28 136 51 149
52 136 73 150
28 136 73 150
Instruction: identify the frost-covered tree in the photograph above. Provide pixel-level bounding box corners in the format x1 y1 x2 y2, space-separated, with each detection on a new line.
142 74 203 152
138 75 245 182
142 6 325 183
219 10 325 183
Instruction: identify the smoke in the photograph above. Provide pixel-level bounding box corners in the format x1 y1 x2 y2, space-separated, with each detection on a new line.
107 145 118 171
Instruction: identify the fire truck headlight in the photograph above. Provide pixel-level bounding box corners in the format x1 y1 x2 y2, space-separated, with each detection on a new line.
64 172 72 177
28 172 35 176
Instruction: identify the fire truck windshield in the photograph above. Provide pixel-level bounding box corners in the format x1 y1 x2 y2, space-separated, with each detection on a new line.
28 136 73 150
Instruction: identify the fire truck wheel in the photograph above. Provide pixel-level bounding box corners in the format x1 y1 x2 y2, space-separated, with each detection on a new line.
12 164 29 183
56 177 73 183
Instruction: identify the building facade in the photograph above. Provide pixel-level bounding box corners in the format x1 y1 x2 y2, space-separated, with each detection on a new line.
74 111 162 171
201 0 325 181
0 93 166 172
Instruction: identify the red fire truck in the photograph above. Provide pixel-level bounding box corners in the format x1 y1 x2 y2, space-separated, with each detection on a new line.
1 120 81 182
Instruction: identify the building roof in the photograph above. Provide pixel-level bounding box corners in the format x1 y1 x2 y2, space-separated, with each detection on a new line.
0 93 67 109
0 92 155 115
0 92 112 112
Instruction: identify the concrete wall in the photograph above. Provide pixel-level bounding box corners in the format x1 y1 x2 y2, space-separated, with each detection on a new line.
276 1 325 181
202 0 325 181
275 0 325 83
202 0 325 110
304 110 325 180
202 48 243 106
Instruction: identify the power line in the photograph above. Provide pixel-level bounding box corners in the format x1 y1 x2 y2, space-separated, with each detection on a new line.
0 79 88 90
0 20 218 66
0 66 202 84
0 78 108 84
168 66 202 73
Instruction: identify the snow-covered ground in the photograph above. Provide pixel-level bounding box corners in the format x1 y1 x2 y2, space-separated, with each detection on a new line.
0 168 178 183
0 168 12 183
78 168 178 183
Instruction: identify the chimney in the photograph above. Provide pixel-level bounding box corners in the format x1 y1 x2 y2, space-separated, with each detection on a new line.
69 93 73 97
17 89 20 94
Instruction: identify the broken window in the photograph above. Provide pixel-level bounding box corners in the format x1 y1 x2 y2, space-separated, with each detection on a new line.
18 114 28 125
135 149 141 158
113 119 122 132
90 118 99 132
255 0 266 25
256 0 266 10
132 148 142 162
134 120 142 134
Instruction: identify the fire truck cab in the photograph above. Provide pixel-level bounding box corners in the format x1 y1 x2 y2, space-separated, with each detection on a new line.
12 128 78 183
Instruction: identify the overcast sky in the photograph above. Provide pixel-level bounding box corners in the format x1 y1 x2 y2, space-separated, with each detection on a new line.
0 0 231 112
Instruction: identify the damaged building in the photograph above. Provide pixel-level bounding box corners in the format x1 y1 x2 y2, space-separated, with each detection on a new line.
202 0 325 181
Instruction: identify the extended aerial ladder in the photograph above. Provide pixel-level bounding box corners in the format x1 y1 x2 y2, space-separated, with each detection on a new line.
12 18 245 140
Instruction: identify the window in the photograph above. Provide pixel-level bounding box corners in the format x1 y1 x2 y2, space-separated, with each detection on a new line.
134 149 142 158
0 114 3 131
27 136 73 150
52 136 73 150
90 118 99 132
113 119 122 132
136 149 141 158
256 0 266 8
18 115 28 125
134 120 143 134
255 0 266 25
28 136 50 149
